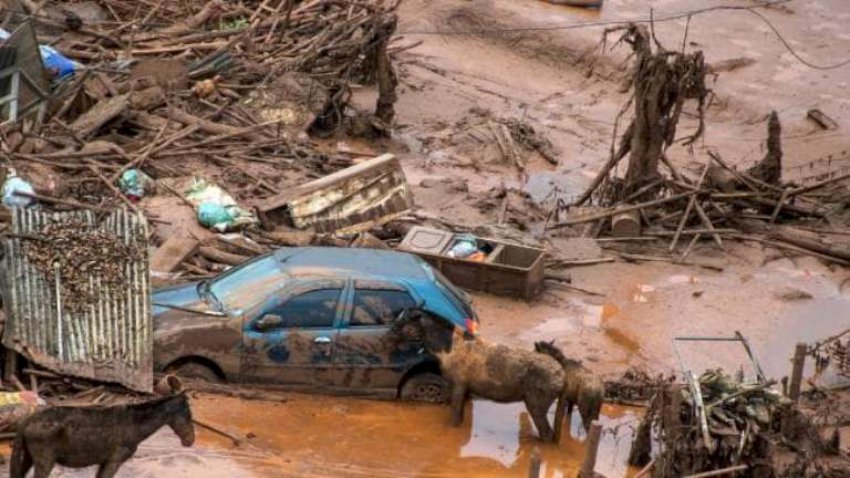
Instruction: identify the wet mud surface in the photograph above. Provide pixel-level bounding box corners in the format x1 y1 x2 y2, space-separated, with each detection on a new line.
6 0 849 476
0 395 639 477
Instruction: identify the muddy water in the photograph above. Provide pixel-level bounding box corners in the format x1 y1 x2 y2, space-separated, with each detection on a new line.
188 395 639 478
0 396 639 477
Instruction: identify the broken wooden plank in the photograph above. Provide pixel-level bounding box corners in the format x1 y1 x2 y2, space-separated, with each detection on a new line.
151 236 200 273
69 93 130 138
806 109 838 130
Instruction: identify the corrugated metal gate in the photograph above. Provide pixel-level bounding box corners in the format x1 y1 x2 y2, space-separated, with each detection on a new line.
1 208 152 392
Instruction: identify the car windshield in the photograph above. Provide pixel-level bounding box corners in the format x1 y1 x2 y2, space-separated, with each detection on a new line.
206 255 287 311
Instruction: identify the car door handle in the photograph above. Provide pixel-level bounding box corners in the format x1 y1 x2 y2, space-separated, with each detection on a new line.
314 336 332 344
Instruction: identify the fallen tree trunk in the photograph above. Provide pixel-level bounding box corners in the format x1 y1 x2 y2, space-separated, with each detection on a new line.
770 226 850 262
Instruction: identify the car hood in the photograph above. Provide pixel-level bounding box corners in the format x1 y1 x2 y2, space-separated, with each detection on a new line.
152 282 204 317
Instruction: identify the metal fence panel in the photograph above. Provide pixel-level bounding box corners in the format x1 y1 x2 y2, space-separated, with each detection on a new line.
1 208 152 392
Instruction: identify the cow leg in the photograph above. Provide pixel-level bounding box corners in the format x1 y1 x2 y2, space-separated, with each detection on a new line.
449 383 467 427
525 396 555 442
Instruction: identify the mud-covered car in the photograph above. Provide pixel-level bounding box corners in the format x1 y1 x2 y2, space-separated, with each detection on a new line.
152 247 478 402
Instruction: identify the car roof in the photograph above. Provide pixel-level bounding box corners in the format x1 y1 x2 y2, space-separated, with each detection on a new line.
273 247 431 281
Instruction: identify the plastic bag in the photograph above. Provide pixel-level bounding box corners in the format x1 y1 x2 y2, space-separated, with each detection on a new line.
118 169 154 201
185 178 256 232
0 28 79 79
446 234 478 259
2 172 35 208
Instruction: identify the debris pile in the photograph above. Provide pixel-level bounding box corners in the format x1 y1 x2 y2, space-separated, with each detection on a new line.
1 0 400 211
20 218 144 311
546 24 850 269
629 369 845 477
810 328 850 379
603 367 670 405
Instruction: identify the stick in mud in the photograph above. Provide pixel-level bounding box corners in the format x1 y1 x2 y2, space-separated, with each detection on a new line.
789 342 807 402
579 420 603 478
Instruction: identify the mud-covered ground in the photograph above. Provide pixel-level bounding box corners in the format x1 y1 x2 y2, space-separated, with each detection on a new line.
4 0 849 476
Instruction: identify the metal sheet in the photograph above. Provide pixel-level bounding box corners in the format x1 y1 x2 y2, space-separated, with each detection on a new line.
1 208 152 392
3 21 50 122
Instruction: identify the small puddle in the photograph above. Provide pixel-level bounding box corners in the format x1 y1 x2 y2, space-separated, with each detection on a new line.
523 300 640 357
523 169 594 204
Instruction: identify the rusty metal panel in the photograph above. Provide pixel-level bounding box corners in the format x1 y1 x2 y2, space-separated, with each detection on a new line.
256 154 413 235
1 208 152 392
3 21 50 120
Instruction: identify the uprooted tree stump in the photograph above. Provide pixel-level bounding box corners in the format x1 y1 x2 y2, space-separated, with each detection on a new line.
575 23 708 206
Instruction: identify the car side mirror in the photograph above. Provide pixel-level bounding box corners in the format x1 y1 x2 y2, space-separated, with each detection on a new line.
256 314 284 331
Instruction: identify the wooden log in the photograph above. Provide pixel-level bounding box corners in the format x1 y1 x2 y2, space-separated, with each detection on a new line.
552 191 697 229
788 171 850 198
13 191 112 212
528 447 541 478
789 342 807 402
729 234 850 267
716 195 823 218
151 236 200 273
771 226 850 262
769 188 790 223
192 419 243 447
617 252 725 272
199 246 249 266
579 421 603 478
166 107 267 143
69 93 130 138
806 109 838 130
692 201 723 248
611 210 641 238
665 384 683 441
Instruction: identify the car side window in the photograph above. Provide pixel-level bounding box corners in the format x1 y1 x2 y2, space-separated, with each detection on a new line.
350 289 416 327
257 288 341 331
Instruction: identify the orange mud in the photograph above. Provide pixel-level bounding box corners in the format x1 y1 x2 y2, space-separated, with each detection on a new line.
190 394 639 478
0 395 639 477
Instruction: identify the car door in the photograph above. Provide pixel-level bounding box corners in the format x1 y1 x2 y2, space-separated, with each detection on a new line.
240 280 344 388
333 279 423 391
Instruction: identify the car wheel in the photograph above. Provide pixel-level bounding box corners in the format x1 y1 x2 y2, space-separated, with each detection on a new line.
400 372 449 403
166 362 222 383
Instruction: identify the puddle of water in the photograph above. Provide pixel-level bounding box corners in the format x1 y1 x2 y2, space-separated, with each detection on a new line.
523 170 587 204
177 393 641 478
761 297 850 382
523 299 640 359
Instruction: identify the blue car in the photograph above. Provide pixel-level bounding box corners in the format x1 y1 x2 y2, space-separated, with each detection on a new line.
152 247 478 402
